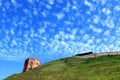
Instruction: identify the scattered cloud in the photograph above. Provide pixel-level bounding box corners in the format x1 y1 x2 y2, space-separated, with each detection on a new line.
100 0 107 5
96 38 101 44
4 1 11 10
41 10 49 17
84 0 95 13
114 5 120 11
89 25 102 33
0 2 2 7
93 15 100 24
104 17 115 28
104 30 110 36
46 4 52 10
82 34 90 41
72 5 77 10
0 0 120 61
63 1 71 12
47 0 54 5
11 0 17 6
84 0 92 7
71 28 79 35
55 12 65 20
0 54 28 61
11 40 18 47
38 27 46 34
57 0 63 4
33 8 38 16
102 8 111 15
27 0 35 4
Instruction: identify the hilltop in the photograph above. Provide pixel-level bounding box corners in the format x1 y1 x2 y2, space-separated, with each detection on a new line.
5 53 120 80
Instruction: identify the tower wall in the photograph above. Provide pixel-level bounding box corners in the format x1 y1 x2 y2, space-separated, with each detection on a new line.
23 58 40 72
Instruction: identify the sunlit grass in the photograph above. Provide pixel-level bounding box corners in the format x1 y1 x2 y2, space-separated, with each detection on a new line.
5 55 120 80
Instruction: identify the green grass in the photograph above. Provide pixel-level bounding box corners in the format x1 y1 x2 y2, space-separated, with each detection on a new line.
5 55 120 80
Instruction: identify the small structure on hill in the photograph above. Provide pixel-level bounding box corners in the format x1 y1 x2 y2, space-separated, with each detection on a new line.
23 58 40 72
75 52 93 56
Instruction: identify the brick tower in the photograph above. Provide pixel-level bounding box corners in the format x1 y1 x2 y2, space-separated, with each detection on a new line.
23 58 40 72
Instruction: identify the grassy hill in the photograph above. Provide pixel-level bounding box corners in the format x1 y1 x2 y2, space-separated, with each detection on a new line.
5 55 120 80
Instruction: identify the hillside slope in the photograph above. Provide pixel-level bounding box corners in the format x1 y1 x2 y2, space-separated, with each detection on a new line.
5 55 120 80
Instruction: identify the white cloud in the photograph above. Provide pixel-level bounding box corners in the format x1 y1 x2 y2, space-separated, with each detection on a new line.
106 20 115 28
1 0 120 62
53 43 59 51
24 38 31 45
102 8 111 15
84 0 92 7
108 36 116 44
109 44 114 49
63 1 71 12
84 0 95 14
0 2 2 7
59 31 64 36
46 4 52 9
87 38 94 44
89 25 102 33
100 0 107 5
11 0 17 6
79 29 86 34
116 27 120 33
82 34 90 41
103 37 108 42
38 28 45 34
54 34 60 39
11 0 16 3
71 28 79 35
101 44 110 52
57 0 63 3
41 10 49 18
104 30 110 36
102 17 115 28
58 31 76 40
0 43 29 61
27 0 35 4
96 38 101 44
4 1 11 9
114 5 120 11
23 8 30 15
4 29 9 34
11 40 18 46
10 28 15 35
0 55 27 61
33 8 38 16
72 5 77 10
66 27 71 32
59 31 74 40
93 15 100 24
48 0 54 5
0 41 3 48
55 12 65 20
64 21 72 26
43 21 51 28
40 40 47 46
69 34 75 40
48 30 100 56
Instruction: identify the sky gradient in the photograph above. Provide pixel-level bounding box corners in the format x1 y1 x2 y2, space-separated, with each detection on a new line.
0 0 120 79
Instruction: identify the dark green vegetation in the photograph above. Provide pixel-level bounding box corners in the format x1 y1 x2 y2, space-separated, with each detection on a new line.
5 55 120 80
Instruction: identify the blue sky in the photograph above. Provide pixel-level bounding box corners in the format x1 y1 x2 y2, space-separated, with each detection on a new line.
0 0 120 79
